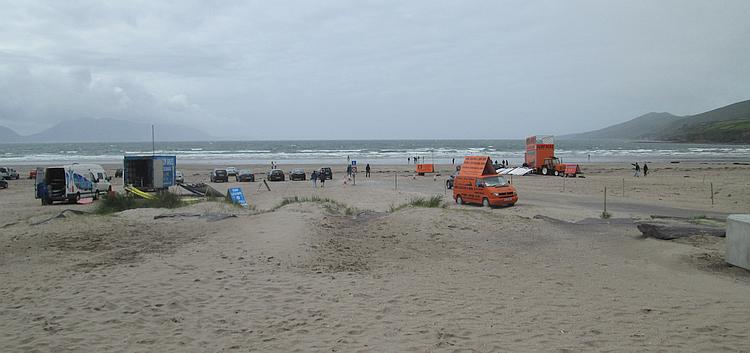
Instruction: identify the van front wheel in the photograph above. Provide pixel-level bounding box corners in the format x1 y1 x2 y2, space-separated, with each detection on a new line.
456 196 463 205
483 198 490 208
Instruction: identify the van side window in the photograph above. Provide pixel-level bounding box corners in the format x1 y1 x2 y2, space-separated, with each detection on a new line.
476 179 483 187
98 172 104 180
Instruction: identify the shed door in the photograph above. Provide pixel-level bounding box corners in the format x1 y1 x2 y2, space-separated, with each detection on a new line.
152 159 164 188
34 167 45 199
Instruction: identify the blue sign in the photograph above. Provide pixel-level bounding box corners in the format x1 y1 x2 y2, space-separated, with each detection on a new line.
226 187 249 208
351 160 357 165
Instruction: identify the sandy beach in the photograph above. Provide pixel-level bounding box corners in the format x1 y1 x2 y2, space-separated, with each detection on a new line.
1 161 750 352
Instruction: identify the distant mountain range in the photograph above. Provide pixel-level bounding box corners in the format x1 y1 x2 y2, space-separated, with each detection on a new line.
0 118 210 143
565 99 750 143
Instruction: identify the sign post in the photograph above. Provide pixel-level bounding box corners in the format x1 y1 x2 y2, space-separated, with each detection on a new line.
226 187 249 208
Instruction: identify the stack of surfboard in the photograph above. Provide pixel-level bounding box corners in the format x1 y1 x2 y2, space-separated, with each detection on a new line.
496 167 533 176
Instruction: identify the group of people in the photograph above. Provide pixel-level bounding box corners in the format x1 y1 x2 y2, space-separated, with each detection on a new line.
408 156 423 164
632 162 649 177
310 163 372 189
310 169 326 188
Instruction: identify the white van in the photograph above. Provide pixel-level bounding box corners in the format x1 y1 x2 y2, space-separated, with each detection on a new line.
36 163 112 205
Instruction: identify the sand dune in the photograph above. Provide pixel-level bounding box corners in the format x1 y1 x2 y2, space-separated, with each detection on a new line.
1 162 749 352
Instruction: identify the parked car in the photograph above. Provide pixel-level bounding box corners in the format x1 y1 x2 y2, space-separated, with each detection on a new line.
446 171 459 189
0 167 8 180
175 170 184 184
226 167 238 177
267 169 285 181
289 168 306 181
319 167 333 180
29 169 37 179
3 167 19 180
0 179 7 189
236 169 255 182
35 164 112 204
210 169 229 182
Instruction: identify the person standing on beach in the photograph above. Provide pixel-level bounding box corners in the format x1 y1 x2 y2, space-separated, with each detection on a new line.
408 157 411 164
452 158 455 165
346 164 352 178
632 162 640 177
318 170 326 188
311 170 318 188
365 164 371 177
643 163 649 177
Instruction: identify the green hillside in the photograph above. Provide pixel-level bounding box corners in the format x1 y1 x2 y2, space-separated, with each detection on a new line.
663 118 750 143
566 99 750 143
658 100 750 143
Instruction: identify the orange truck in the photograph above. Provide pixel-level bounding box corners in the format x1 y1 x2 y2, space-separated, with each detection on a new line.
524 135 581 177
453 156 518 207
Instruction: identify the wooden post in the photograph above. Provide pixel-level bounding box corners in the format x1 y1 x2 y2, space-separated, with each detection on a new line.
604 185 607 214
710 182 714 205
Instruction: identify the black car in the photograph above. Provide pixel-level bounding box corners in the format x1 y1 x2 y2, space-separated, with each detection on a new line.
446 171 460 189
210 169 229 182
289 168 306 181
319 167 333 180
0 179 7 189
236 169 255 182
267 169 285 181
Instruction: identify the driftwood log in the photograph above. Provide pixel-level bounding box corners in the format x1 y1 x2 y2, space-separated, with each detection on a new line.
636 222 725 240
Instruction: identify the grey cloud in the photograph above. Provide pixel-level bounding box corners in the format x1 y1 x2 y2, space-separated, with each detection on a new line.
1 0 749 139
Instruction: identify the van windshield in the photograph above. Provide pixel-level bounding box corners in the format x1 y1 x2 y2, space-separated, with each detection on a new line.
482 176 508 187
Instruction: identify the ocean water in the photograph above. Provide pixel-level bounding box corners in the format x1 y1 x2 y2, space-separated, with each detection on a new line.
1 139 749 165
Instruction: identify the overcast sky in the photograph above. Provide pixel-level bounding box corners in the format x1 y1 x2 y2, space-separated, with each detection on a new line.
1 0 749 139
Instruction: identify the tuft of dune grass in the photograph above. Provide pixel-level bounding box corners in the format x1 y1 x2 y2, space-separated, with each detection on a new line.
389 195 447 213
96 192 186 215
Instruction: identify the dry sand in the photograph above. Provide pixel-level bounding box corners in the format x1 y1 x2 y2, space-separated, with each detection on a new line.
1 161 750 352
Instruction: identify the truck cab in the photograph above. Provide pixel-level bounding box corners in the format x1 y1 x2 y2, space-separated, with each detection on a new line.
453 156 518 207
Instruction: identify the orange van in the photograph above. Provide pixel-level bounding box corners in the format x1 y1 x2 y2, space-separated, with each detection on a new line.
453 156 518 207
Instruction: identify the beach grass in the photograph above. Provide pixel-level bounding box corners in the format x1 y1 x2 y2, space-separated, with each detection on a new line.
389 195 447 212
272 195 357 215
96 192 186 215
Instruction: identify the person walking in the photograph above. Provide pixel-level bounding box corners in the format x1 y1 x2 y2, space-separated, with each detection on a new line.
643 163 649 177
311 170 318 188
318 169 326 188
365 163 371 178
632 162 640 177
